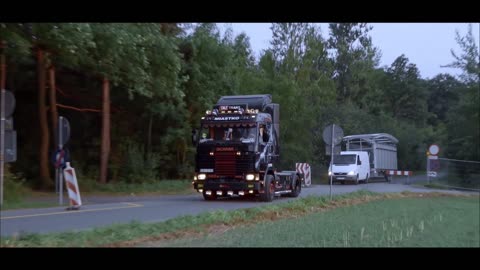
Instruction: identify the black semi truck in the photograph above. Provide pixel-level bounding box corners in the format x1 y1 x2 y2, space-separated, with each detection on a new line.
192 94 302 202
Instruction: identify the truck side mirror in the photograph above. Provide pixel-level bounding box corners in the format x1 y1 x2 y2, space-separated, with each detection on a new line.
192 129 198 146
357 159 361 165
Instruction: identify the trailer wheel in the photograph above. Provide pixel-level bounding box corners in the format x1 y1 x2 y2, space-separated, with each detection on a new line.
203 191 217 201
260 175 275 202
289 178 302 197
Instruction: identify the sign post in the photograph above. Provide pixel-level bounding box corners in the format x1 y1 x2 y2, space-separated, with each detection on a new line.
323 124 343 200
0 88 5 207
55 116 70 206
1 89 15 207
427 144 440 184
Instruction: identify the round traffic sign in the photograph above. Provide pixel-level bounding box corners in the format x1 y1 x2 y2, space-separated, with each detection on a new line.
428 144 440 155
322 124 344 145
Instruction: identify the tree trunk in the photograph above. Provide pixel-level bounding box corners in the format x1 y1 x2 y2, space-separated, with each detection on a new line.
48 66 58 148
99 77 110 183
37 48 51 188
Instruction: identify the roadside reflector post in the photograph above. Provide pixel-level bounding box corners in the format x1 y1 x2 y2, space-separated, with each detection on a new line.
63 162 82 210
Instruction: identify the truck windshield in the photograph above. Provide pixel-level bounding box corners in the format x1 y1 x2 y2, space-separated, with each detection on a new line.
199 125 256 143
333 155 356 165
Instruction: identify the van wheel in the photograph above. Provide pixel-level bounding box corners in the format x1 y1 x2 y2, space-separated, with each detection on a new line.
353 175 359 185
260 175 275 202
365 174 369 184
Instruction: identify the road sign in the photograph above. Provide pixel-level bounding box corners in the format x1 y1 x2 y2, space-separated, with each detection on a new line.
428 171 437 177
323 124 344 145
57 116 71 147
54 149 65 168
428 144 440 155
4 90 15 118
428 155 438 159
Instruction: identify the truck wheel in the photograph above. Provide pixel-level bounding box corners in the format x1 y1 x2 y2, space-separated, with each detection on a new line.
203 191 217 201
289 177 302 197
260 175 275 202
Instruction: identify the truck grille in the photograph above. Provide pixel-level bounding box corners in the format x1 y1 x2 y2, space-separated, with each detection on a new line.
215 151 236 176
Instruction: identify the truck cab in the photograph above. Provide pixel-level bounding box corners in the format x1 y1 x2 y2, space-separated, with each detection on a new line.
191 94 302 201
329 151 370 184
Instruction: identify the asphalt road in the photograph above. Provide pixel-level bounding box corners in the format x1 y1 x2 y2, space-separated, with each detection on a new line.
1 182 477 237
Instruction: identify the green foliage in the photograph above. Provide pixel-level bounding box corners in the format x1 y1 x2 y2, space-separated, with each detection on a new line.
426 74 461 126
3 165 28 204
119 139 160 183
444 24 480 85
444 24 480 161
327 23 381 102
384 54 428 125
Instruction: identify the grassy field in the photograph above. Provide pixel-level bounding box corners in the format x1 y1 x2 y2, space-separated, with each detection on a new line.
150 196 480 247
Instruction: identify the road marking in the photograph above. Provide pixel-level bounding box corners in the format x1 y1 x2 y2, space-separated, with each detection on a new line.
0 202 143 220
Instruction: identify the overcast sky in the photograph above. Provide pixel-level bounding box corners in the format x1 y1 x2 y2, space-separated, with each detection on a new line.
219 23 480 79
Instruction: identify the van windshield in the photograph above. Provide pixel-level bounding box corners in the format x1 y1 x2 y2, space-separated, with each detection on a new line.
333 154 356 165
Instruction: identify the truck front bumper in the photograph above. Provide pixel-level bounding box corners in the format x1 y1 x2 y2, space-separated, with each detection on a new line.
193 179 262 194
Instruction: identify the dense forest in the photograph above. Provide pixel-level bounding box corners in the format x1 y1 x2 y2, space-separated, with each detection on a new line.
1 23 478 189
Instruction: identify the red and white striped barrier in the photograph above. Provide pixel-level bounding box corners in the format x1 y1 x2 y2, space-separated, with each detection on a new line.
63 162 82 209
296 163 311 187
386 170 412 176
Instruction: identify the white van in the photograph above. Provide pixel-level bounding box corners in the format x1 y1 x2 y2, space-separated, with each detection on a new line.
328 151 370 184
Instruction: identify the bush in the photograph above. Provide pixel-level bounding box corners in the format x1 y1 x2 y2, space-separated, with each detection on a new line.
119 139 160 183
3 165 28 204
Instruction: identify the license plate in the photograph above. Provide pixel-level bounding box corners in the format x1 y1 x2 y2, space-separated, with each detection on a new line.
337 177 345 180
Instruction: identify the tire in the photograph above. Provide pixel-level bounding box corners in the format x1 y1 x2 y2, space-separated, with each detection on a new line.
365 174 369 184
289 176 302 197
203 191 217 201
353 175 359 185
260 175 275 202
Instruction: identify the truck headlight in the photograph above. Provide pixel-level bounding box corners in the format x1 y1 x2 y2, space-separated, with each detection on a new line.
197 174 206 180
328 171 332 176
246 174 255 181
348 171 355 175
